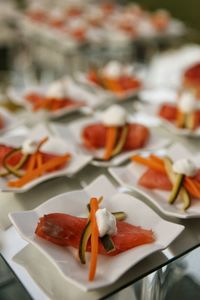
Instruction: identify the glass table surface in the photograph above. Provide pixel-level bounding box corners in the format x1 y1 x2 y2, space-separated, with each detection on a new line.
0 105 200 300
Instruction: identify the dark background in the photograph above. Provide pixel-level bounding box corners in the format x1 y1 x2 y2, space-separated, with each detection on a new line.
131 0 200 31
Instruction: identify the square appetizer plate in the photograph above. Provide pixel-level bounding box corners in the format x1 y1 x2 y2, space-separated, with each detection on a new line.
138 89 200 138
109 144 200 219
8 77 106 120
0 124 91 193
50 114 169 167
9 175 184 291
76 71 142 102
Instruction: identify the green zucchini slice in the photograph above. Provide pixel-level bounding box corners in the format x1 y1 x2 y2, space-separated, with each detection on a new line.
0 170 9 177
112 125 128 157
112 211 127 221
79 221 92 264
185 112 195 131
3 148 29 178
181 188 191 211
79 208 127 263
168 173 184 204
87 205 127 222
100 234 116 253
163 156 191 209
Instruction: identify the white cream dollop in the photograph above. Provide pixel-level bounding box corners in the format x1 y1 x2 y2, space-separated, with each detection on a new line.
22 139 38 154
95 208 117 237
178 92 197 113
173 158 197 176
101 105 127 126
102 61 123 79
46 81 67 99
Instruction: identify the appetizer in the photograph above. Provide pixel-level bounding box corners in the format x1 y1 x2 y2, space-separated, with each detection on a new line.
0 137 71 188
183 62 200 91
87 61 142 95
25 80 85 112
35 196 155 281
132 153 200 210
158 91 200 130
82 105 149 161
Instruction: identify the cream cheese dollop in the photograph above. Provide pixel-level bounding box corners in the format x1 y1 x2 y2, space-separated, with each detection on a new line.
101 105 127 126
178 92 196 113
173 158 197 177
102 61 123 79
22 139 38 154
95 208 117 237
46 81 66 99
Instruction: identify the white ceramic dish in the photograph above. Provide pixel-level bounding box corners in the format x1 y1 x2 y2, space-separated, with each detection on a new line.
50 115 169 167
109 143 200 219
8 77 106 120
76 72 141 102
136 102 200 138
0 124 91 192
9 175 184 291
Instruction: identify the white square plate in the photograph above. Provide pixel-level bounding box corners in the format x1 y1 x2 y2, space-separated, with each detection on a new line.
109 144 200 219
8 77 106 120
51 115 169 167
76 72 141 102
137 93 200 137
0 124 91 192
9 175 184 291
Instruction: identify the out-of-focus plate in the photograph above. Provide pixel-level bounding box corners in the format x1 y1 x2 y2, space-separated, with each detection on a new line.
8 77 107 120
76 72 142 102
136 101 200 138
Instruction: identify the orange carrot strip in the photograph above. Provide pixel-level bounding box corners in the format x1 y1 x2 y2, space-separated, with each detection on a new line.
103 77 124 95
89 197 99 281
36 136 49 152
184 177 200 199
8 154 71 188
149 154 165 166
36 152 43 176
176 109 185 128
27 154 37 172
25 137 48 174
131 155 166 173
192 179 200 190
103 127 118 160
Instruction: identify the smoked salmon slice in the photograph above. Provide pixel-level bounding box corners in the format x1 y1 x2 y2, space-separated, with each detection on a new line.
35 213 155 256
138 168 172 190
25 92 84 112
82 123 149 151
183 62 200 88
158 103 177 121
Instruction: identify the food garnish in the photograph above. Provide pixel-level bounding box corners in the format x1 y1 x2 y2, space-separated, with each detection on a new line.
82 105 149 161
132 153 200 210
0 137 71 188
35 197 154 281
25 90 84 112
158 92 200 131
87 61 142 95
